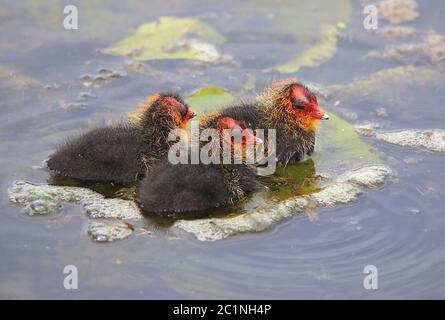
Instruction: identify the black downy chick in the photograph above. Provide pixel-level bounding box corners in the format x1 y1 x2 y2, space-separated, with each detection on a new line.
137 116 262 216
47 93 196 182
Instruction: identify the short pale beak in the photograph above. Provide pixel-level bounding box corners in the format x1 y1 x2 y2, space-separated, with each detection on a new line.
243 134 263 146
254 137 264 145
311 109 329 120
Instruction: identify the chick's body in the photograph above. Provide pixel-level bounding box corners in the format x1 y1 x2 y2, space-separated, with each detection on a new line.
47 93 195 183
137 116 260 216
47 124 145 182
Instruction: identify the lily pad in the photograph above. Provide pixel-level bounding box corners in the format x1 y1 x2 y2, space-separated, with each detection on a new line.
186 86 234 115
265 25 338 73
103 17 226 62
315 111 379 169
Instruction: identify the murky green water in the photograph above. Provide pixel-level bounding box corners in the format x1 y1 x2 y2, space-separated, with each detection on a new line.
1 0 445 299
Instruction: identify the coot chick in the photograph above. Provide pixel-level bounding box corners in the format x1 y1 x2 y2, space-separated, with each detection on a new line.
47 93 196 182
137 116 262 216
213 79 329 165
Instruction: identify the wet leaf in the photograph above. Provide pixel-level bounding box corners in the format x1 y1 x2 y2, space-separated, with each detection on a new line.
316 111 379 165
103 17 226 62
266 159 319 200
186 86 234 115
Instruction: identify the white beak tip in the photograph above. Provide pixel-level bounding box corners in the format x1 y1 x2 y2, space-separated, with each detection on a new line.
321 113 329 120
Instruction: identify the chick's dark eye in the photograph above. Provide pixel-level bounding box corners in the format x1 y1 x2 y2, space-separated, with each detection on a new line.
292 98 307 111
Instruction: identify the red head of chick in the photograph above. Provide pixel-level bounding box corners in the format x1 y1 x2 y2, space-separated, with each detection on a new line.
211 79 328 165
261 79 329 132
217 116 262 147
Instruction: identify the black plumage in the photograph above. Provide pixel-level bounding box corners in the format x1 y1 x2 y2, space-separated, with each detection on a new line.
137 116 260 216
47 93 194 182
47 124 145 182
138 162 258 215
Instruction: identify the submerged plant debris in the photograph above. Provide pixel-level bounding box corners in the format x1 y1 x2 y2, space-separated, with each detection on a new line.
376 26 416 38
327 65 444 105
266 25 338 73
103 17 226 63
368 32 445 64
375 0 419 24
355 125 445 152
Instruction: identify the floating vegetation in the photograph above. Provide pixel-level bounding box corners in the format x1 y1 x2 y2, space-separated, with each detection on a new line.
368 32 445 64
327 65 444 104
376 130 445 152
88 221 134 243
175 165 392 241
354 123 382 137
316 112 379 165
103 17 226 63
266 25 338 73
376 26 416 38
355 125 445 152
186 86 234 115
376 0 419 24
8 181 141 220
